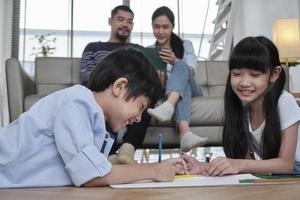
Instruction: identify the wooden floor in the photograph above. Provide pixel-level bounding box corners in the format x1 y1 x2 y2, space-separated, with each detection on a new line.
2 147 300 199
1 184 300 200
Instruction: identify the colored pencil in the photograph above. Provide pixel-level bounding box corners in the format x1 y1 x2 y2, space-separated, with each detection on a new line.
175 175 202 179
240 178 300 183
158 134 163 163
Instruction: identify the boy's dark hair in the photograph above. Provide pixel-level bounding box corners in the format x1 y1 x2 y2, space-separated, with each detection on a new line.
111 5 134 17
87 47 162 105
151 6 184 59
223 36 286 159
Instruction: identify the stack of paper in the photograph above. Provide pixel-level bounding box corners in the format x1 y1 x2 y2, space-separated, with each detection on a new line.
110 174 260 189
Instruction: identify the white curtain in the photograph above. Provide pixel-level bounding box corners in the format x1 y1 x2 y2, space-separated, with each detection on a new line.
0 0 13 126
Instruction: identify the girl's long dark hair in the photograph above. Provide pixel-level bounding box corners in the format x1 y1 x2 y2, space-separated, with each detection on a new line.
151 6 184 59
223 36 286 159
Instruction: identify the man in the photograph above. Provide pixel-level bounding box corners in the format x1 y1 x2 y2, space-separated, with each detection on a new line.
80 5 151 164
80 5 138 85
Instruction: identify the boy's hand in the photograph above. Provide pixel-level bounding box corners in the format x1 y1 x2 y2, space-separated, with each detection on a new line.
181 155 206 175
203 156 240 176
163 157 188 175
153 157 188 182
153 161 175 182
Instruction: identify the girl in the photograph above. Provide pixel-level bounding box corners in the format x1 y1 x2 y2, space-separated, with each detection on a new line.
147 6 208 152
183 36 300 175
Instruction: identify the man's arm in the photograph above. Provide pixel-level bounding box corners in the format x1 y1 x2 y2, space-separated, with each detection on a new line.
80 43 97 85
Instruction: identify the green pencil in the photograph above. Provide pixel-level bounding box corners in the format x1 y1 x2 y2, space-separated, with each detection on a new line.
255 174 300 179
240 178 300 183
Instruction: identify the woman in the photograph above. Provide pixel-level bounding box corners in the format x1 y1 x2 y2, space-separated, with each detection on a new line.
147 6 208 152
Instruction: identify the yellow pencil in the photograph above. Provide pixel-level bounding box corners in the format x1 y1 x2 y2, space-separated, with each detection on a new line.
175 175 202 179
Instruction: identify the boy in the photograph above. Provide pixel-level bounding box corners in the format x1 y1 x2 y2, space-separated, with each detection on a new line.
0 47 186 188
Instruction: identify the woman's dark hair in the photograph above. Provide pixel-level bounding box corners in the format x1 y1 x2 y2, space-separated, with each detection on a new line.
223 36 285 159
87 47 162 105
151 6 184 59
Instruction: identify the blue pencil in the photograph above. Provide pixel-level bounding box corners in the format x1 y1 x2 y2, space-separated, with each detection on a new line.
158 133 163 162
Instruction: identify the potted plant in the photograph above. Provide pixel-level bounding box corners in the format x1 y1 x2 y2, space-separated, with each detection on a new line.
31 33 56 57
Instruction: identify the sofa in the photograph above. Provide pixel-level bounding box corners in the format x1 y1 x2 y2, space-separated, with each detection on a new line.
6 57 228 148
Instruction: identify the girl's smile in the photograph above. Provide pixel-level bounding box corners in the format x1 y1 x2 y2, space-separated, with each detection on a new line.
237 88 254 97
230 68 270 105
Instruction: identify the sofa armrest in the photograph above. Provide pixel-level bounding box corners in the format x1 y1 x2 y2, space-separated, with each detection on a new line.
6 58 35 122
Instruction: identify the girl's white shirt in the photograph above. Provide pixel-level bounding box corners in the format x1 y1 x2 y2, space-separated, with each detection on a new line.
248 90 300 161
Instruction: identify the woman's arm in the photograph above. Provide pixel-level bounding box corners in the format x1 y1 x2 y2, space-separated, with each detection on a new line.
159 40 197 67
241 122 298 173
159 48 179 65
182 40 198 69
204 122 299 176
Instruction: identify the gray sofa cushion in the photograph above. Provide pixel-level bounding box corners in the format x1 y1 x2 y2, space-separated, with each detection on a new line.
35 57 81 95
190 96 224 125
196 61 228 96
136 126 223 148
6 58 35 121
152 96 224 126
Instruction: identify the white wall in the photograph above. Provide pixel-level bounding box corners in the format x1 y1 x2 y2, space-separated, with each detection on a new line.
233 0 300 92
234 0 299 43
290 66 300 92
0 0 13 125
294 0 300 92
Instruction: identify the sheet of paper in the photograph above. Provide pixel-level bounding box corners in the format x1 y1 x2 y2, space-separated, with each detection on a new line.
110 174 260 189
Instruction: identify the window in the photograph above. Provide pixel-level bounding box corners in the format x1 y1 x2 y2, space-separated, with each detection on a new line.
73 0 122 57
18 0 217 76
19 0 71 75
131 0 218 59
19 0 122 76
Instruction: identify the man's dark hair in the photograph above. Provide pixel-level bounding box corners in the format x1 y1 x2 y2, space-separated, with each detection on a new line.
111 5 134 17
87 47 162 105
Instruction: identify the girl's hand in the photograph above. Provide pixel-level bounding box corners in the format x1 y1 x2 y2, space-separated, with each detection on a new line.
159 48 179 65
153 157 188 182
203 156 241 176
181 155 206 175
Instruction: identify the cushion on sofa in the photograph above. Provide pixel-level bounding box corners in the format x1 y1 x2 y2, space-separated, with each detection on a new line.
35 57 81 95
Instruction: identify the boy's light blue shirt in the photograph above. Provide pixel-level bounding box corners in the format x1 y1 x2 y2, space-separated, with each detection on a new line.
0 85 114 188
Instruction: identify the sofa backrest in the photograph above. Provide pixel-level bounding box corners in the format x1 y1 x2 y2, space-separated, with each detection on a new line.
34 58 229 97
195 61 229 97
35 57 81 95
